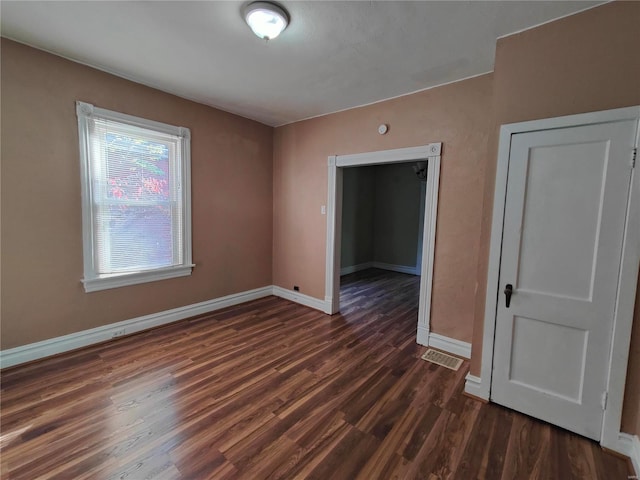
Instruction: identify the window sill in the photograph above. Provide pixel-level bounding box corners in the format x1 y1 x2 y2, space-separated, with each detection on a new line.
82 264 195 293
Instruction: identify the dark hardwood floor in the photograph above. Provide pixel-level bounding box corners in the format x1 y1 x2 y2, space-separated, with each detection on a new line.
0 269 632 479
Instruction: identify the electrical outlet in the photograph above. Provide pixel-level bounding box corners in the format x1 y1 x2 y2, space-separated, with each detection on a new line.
293 285 299 291
112 328 126 338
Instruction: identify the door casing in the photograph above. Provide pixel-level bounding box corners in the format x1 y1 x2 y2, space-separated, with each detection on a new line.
325 143 442 349
470 106 640 453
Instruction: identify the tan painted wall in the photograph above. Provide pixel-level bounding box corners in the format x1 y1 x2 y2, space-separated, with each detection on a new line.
1 39 274 349
273 73 493 343
468 1 640 435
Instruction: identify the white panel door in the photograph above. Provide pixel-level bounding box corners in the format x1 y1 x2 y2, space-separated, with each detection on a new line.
491 119 637 440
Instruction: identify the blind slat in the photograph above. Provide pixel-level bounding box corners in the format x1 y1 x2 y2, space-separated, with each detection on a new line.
88 117 183 275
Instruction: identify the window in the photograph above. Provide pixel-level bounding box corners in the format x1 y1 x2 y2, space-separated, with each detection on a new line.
76 101 192 292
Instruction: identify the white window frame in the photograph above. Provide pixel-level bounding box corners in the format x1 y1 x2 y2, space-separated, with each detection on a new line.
76 101 193 292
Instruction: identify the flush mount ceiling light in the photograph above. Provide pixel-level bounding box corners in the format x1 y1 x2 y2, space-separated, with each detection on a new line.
243 1 289 40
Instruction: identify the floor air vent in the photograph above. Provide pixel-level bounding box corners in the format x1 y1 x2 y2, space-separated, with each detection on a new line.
421 348 463 371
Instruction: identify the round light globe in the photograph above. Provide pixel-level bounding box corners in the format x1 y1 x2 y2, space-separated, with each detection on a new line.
244 2 289 40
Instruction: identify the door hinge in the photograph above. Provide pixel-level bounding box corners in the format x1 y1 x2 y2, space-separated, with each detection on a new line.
632 147 637 168
601 391 608 410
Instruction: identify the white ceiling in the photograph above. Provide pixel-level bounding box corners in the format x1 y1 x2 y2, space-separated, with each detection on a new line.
1 1 602 127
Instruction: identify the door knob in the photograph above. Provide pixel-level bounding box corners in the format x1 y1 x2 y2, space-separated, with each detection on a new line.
504 284 513 308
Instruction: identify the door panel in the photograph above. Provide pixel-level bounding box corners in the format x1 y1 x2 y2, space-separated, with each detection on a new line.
492 119 637 441
516 141 608 300
509 315 587 402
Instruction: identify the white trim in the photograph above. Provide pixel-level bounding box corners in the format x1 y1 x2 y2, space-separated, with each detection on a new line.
0 286 273 369
82 264 195 292
325 155 341 314
77 101 193 136
495 3 608 41
418 153 441 346
416 324 430 346
340 262 374 276
416 181 427 276
464 374 484 398
428 333 471 359
0 284 338 369
601 113 640 452
335 143 441 168
276 72 492 128
76 101 193 293
326 144 442 347
617 433 640 477
475 106 640 452
371 262 418 276
272 286 332 314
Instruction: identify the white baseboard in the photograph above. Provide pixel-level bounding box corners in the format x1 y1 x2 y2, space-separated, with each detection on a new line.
460 381 639 470
0 286 273 369
340 262 374 276
418 329 471 360
464 374 488 400
416 325 429 346
0 284 335 369
372 261 418 275
272 286 331 314
461 378 640 470
339 261 419 276
618 433 640 477
428 332 471 359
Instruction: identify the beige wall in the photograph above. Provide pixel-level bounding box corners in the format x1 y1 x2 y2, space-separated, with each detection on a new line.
1 39 274 349
468 1 640 434
273 73 493 343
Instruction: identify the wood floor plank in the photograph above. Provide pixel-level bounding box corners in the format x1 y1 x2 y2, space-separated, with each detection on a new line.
0 268 632 479
303 426 380 480
499 412 551 480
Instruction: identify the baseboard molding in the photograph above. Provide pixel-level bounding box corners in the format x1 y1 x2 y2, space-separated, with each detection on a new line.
464 374 489 400
618 433 640 476
459 381 640 470
272 286 331 314
461 384 638 470
372 261 418 276
428 332 471 359
340 261 419 276
340 262 374 276
416 325 429 346
0 286 273 369
0 284 336 369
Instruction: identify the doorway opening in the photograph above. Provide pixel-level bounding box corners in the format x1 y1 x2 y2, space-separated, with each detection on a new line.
325 144 442 346
339 163 426 317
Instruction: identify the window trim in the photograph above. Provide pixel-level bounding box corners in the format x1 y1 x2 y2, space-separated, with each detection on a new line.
76 101 193 293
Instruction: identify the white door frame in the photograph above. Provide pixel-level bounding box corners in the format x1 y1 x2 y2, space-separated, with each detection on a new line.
325 143 442 347
468 106 640 454
415 181 427 276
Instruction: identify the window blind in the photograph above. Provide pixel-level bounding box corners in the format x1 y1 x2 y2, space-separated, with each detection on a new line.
88 118 184 275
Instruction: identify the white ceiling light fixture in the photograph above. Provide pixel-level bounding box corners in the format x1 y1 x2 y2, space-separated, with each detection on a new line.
243 1 289 40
